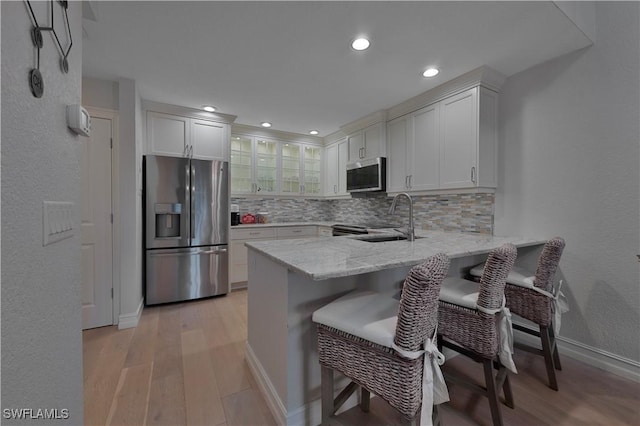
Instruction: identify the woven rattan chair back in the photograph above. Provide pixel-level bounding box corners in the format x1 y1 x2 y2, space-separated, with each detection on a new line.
395 252 450 352
532 237 565 292
477 243 518 312
316 253 450 425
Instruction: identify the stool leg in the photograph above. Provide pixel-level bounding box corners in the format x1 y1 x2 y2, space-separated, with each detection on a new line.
483 359 503 426
549 324 562 371
321 366 334 424
540 326 559 391
360 387 370 413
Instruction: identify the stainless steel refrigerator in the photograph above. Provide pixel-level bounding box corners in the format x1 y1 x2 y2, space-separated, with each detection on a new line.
143 155 229 305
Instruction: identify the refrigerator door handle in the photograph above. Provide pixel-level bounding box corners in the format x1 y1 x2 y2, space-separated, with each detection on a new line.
185 163 191 242
190 164 196 244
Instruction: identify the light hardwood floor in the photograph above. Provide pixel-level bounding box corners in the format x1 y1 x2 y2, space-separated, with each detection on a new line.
84 290 640 426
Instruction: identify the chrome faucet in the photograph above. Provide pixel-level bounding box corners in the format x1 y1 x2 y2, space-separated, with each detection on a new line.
388 192 415 241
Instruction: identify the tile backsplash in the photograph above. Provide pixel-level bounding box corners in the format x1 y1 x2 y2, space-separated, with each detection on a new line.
231 193 494 234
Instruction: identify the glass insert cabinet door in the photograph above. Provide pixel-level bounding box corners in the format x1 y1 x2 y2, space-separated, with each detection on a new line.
255 139 277 193
303 146 322 194
230 136 253 193
281 143 301 194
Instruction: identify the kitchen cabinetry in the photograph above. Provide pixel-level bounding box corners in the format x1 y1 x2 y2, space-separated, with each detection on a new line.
230 228 277 285
325 138 348 196
387 105 439 192
230 135 322 196
281 143 322 195
230 136 278 194
147 111 228 161
230 225 324 286
440 87 497 189
347 122 386 162
386 86 497 192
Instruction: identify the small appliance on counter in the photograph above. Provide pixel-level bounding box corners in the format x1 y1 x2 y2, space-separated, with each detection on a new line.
231 204 240 226
256 212 269 224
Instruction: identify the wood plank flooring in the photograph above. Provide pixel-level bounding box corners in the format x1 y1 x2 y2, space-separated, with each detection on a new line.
84 290 640 425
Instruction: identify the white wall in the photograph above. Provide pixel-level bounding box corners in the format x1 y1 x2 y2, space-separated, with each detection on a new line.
82 77 119 110
1 1 84 423
118 78 144 325
496 2 639 362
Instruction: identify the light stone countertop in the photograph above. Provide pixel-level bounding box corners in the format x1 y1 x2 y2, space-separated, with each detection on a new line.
245 230 546 281
230 221 337 229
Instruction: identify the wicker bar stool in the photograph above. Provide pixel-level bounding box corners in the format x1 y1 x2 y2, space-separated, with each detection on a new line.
437 243 517 426
469 237 567 390
312 253 450 426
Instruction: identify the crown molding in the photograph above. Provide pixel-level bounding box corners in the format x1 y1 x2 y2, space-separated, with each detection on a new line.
387 66 506 121
323 129 347 145
339 110 387 135
142 100 237 124
231 123 324 145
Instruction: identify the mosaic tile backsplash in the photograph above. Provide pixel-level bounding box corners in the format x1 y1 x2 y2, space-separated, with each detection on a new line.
231 193 494 234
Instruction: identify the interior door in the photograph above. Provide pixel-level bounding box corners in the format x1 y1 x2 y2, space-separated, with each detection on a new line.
81 116 113 329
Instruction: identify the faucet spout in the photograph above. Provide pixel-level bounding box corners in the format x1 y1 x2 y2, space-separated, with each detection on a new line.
388 193 415 241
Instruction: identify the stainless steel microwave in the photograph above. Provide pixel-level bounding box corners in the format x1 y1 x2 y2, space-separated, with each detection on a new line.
346 157 386 192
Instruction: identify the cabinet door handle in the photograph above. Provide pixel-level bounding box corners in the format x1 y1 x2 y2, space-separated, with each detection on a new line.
471 166 476 183
334 184 337 193
409 175 413 188
183 145 188 157
405 176 409 188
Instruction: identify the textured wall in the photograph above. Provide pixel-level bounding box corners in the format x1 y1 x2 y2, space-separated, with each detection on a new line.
1 1 84 423
232 193 494 234
496 3 639 361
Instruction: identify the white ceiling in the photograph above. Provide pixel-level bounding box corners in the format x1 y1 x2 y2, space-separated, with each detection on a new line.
82 1 591 137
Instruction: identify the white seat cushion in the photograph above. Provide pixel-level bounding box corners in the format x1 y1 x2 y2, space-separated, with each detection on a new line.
438 277 480 310
469 264 536 289
312 290 399 348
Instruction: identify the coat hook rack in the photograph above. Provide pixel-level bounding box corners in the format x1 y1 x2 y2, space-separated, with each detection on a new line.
25 0 73 98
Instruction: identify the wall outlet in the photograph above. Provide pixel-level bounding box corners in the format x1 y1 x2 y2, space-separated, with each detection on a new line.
43 201 75 246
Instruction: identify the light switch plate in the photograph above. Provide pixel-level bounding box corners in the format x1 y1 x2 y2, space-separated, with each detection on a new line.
43 201 75 246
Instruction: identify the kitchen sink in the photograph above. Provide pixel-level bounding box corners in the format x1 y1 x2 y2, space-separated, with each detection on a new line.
355 234 422 243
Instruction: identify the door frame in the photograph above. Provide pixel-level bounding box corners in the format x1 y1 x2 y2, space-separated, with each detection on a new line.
86 106 120 325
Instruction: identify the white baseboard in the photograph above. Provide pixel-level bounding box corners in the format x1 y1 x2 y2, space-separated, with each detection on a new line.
117 298 144 329
512 321 640 382
246 343 361 426
245 343 287 426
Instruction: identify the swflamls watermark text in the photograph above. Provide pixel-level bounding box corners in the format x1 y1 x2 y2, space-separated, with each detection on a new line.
2 408 69 420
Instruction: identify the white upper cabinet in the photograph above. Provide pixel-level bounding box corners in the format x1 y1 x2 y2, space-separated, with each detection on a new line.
146 111 229 161
147 112 190 157
440 87 497 189
230 136 278 195
303 145 322 195
281 143 322 195
386 86 498 193
191 119 227 160
387 105 440 193
347 122 386 162
230 134 322 196
325 138 348 196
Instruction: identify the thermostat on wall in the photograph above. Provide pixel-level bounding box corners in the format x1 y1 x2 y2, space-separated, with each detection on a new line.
66 104 91 137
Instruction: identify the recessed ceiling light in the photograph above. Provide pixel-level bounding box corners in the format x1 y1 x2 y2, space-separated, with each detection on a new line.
351 37 370 51
203 105 216 112
422 67 440 78
261 122 272 128
309 130 319 135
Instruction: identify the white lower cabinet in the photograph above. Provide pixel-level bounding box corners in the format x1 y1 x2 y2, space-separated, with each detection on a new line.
230 228 277 285
230 225 322 286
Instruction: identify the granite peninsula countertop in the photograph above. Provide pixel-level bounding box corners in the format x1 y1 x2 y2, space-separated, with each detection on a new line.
245 230 546 280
